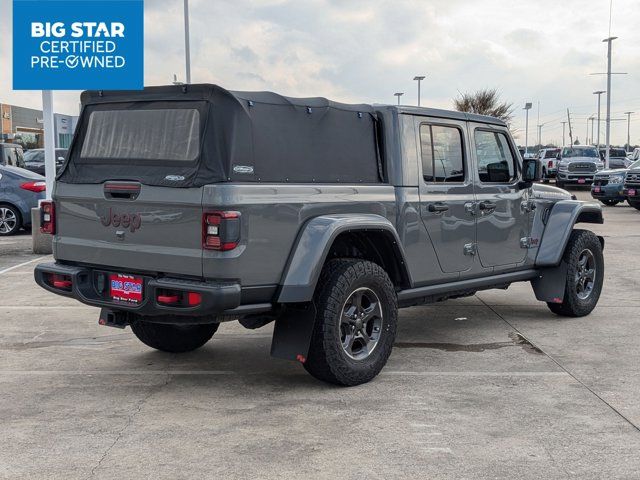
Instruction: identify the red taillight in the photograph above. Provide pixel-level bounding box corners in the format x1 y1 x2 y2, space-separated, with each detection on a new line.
20 181 46 193
203 211 240 251
40 201 56 234
548 160 553 168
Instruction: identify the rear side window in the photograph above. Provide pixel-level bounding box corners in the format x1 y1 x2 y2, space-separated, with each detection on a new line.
544 149 559 159
80 109 200 162
420 124 465 182
474 130 516 183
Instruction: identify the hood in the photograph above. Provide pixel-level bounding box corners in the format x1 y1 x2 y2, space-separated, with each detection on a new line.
597 168 627 175
531 183 572 200
560 156 600 163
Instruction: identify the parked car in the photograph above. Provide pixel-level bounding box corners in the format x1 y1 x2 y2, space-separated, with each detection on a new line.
23 148 67 176
537 148 560 182
555 145 604 189
0 161 46 235
0 143 26 169
591 164 631 206
623 159 640 211
599 147 632 169
34 84 605 386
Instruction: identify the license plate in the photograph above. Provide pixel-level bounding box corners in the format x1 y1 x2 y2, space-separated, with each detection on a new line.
109 274 143 304
578 178 586 184
594 186 601 193
629 189 637 197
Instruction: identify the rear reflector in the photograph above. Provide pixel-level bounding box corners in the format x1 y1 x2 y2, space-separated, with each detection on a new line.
40 201 56 234
20 181 46 193
187 292 202 306
203 211 240 251
157 294 180 304
47 273 71 290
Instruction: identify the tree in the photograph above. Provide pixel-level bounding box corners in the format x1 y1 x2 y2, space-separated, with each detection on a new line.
453 88 514 124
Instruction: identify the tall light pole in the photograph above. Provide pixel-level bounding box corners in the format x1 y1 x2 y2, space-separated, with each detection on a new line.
184 0 192 84
589 116 595 145
561 121 567 147
624 112 634 150
524 102 532 155
593 90 605 147
603 36 617 168
394 92 404 106
537 123 544 148
413 76 425 107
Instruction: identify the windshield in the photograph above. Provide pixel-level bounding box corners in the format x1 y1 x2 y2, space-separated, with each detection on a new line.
562 147 598 158
24 150 44 162
609 148 627 158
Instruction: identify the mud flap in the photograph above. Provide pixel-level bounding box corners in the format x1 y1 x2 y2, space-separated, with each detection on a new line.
270 303 317 363
531 262 568 304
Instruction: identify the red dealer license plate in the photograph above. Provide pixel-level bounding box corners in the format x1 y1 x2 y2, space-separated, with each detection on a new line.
629 189 637 197
578 178 586 184
594 186 601 193
109 274 143 304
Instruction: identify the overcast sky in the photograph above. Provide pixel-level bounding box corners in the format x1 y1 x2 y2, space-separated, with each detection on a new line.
1 0 639 146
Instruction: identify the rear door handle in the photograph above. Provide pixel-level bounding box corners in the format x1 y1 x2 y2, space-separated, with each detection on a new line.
478 201 497 212
427 202 449 213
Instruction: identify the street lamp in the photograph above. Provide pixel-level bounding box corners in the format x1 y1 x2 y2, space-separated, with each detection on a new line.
603 36 617 168
624 112 634 151
593 90 605 147
413 76 426 107
394 92 404 106
183 0 192 84
523 102 532 156
588 116 595 145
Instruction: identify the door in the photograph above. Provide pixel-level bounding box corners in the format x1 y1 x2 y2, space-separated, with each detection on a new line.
417 119 476 273
472 126 531 267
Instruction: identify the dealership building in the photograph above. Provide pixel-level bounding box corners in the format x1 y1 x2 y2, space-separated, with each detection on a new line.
0 103 78 149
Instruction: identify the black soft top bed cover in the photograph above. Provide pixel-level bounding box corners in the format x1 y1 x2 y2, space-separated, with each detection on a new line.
59 84 382 187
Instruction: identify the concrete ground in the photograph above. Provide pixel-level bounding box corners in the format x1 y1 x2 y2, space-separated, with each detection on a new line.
1 188 639 479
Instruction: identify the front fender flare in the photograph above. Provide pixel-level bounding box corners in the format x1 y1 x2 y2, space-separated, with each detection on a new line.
277 214 408 303
535 200 603 267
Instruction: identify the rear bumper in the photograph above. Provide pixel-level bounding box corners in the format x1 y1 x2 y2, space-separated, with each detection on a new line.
34 262 256 317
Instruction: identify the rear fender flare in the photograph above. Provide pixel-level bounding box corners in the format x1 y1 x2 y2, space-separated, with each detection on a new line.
535 200 604 267
277 214 409 303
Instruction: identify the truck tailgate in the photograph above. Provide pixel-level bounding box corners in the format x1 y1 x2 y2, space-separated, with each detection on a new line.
53 182 203 278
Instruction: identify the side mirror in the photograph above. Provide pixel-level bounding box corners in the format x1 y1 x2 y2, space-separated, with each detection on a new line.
520 158 540 188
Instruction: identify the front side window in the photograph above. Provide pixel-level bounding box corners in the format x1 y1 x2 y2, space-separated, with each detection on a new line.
80 108 201 162
475 130 517 183
420 124 465 183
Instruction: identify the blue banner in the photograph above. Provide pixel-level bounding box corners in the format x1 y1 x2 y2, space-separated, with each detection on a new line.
13 0 144 90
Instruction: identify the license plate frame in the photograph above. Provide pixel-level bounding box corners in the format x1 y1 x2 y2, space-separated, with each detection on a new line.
629 189 637 197
109 273 144 304
594 186 601 193
578 178 586 184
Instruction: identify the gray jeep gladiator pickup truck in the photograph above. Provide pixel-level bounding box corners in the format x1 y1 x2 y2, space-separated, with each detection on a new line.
34 84 605 385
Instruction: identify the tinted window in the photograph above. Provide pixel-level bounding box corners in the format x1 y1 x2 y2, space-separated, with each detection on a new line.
420 124 465 183
24 150 45 163
475 130 517 183
80 109 200 162
544 149 559 159
609 148 627 158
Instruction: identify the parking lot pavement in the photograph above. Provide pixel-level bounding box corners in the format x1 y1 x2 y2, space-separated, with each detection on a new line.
2 188 640 479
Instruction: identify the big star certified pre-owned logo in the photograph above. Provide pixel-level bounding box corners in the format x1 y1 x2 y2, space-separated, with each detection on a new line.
12 0 143 90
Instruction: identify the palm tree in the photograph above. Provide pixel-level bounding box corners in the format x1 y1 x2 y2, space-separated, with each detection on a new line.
453 88 514 124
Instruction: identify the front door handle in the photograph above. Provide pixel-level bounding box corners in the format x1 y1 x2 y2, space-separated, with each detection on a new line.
427 202 449 213
478 201 497 212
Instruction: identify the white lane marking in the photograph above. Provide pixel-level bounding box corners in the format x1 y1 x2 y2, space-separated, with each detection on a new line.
383 371 568 377
421 447 452 453
0 257 46 275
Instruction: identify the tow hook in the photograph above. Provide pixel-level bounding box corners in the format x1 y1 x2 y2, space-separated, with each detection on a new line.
98 308 129 329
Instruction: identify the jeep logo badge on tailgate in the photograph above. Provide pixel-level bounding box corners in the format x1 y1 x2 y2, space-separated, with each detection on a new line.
100 208 142 232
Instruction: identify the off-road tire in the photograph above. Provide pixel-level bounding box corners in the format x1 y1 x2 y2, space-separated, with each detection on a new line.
628 199 640 211
304 259 398 386
546 229 603 317
130 319 219 353
600 199 619 206
0 204 22 236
